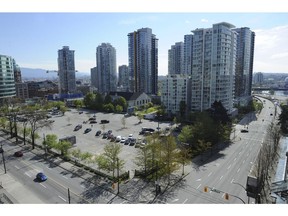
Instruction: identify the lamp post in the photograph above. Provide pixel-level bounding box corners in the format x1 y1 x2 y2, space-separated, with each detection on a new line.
0 144 7 174
232 180 249 204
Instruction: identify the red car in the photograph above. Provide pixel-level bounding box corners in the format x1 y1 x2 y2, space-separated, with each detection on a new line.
14 151 23 157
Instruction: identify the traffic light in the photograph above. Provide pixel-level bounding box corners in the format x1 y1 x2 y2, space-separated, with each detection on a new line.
224 193 229 200
204 186 208 192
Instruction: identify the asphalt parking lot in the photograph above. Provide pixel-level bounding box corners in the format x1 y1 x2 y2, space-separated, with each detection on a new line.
38 108 172 174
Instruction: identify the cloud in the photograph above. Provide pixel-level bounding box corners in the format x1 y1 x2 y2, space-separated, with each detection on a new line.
254 25 288 72
200 18 209 23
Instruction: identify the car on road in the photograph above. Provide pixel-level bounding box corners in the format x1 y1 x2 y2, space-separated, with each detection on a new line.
241 129 249 133
95 130 101 136
36 172 47 182
100 120 109 124
14 151 23 157
74 124 82 131
84 128 92 134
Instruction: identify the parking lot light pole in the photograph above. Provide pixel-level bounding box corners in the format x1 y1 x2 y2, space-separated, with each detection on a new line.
117 157 120 195
0 144 7 174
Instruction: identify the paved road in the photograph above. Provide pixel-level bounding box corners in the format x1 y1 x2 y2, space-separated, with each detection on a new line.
153 97 276 204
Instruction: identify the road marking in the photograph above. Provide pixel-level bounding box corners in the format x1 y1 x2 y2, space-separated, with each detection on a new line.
46 166 51 170
182 198 188 204
14 165 19 169
40 183 46 188
220 175 223 180
242 160 246 164
58 195 67 202
227 165 231 170
237 168 241 173
62 175 68 179
25 172 31 178
171 199 179 202
231 179 234 183
197 184 201 189
221 193 225 198
234 158 237 161
238 151 242 155
208 172 212 177
196 178 201 181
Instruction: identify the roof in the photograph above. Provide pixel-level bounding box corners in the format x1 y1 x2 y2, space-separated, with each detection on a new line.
109 91 148 101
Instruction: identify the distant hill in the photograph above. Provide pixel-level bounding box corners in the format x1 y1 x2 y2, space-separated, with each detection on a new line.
20 67 90 80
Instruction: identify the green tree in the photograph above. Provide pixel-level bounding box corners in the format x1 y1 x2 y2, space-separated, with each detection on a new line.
83 92 96 109
137 113 143 123
0 117 7 130
73 99 83 110
95 143 125 178
113 96 127 111
59 105 67 115
104 94 112 104
43 134 58 151
54 140 72 156
95 93 104 110
115 105 123 113
103 103 114 113
278 104 288 134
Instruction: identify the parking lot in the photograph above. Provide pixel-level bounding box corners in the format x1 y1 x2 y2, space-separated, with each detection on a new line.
38 108 172 174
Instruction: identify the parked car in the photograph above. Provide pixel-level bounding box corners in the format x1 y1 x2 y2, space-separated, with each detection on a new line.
102 132 108 139
84 128 92 134
14 151 23 157
101 120 109 124
120 137 126 143
36 172 47 182
89 117 96 121
108 130 112 134
74 124 82 131
128 134 133 138
241 129 248 133
124 138 131 145
90 120 97 124
95 130 102 136
116 135 122 142
129 138 136 146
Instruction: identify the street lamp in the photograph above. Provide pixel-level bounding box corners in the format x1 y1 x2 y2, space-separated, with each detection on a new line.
0 144 7 174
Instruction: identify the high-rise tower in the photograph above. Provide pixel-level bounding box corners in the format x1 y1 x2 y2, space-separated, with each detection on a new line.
57 46 76 94
0 55 16 102
96 43 117 93
128 27 158 95
190 22 237 112
233 27 255 99
168 42 184 75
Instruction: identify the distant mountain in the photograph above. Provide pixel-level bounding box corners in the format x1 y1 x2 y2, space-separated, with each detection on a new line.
20 67 90 80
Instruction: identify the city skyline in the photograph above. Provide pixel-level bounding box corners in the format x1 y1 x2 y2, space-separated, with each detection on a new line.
0 2 287 77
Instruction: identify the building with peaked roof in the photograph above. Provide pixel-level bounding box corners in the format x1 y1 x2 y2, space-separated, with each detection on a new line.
109 91 151 114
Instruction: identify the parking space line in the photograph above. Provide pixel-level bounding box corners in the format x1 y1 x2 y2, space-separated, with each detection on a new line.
58 195 67 202
25 172 31 178
14 165 19 169
237 168 241 173
208 172 212 177
40 183 46 188
182 198 188 204
197 184 201 189
220 175 223 180
62 175 68 179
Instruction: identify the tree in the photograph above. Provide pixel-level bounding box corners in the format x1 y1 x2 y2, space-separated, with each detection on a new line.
21 127 31 145
137 113 143 123
208 100 231 125
54 140 72 157
103 103 114 113
104 94 112 105
59 105 67 115
278 104 288 134
95 143 125 178
113 96 127 111
27 111 52 149
83 92 96 109
73 100 83 110
115 105 123 113
43 134 58 151
0 117 7 130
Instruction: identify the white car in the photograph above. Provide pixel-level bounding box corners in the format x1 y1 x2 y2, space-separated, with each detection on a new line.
128 134 133 138
120 137 126 143
116 135 122 142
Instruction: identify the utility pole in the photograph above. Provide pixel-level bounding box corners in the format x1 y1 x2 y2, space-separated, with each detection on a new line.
68 188 71 204
0 144 7 174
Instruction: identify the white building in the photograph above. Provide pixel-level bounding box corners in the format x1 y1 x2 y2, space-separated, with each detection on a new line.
58 46 76 94
96 43 117 93
161 74 191 116
128 27 158 95
168 42 184 75
190 22 237 113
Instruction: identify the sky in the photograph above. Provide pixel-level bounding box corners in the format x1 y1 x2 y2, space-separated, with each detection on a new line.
0 0 288 77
